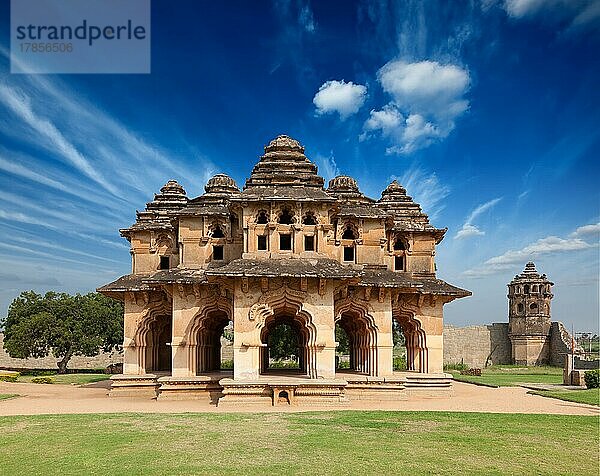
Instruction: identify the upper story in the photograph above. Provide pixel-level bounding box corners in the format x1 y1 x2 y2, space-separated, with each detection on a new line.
120 135 448 277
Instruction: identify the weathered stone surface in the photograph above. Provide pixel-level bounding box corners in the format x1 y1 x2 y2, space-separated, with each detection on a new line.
443 324 512 368
98 135 471 402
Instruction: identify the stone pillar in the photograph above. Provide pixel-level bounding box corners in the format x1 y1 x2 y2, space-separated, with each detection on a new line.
170 289 198 377
372 298 394 377
123 294 144 375
311 281 336 379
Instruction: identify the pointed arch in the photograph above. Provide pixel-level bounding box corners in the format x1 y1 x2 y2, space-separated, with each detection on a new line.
393 297 428 373
334 298 379 376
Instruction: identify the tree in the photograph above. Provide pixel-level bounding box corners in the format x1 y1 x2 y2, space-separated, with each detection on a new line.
1 291 123 373
268 323 299 361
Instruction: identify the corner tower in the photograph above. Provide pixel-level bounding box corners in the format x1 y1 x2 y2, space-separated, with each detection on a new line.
508 262 554 365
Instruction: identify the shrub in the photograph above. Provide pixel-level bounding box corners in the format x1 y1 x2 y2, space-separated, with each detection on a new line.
220 360 233 370
31 376 54 384
0 374 19 383
460 368 482 376
393 356 407 371
584 369 599 389
269 361 300 369
444 363 469 371
21 370 54 377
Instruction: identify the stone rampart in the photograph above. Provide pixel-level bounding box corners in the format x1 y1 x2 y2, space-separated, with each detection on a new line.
0 333 122 371
443 323 511 368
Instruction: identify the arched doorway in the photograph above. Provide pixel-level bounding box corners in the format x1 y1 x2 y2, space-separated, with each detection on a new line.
335 310 378 376
392 311 427 372
190 310 231 374
144 314 172 373
259 312 317 377
260 315 305 374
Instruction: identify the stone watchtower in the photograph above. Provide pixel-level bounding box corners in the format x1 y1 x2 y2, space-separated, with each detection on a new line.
507 262 554 365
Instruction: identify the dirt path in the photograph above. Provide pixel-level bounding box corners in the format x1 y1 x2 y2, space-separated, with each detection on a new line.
0 380 598 416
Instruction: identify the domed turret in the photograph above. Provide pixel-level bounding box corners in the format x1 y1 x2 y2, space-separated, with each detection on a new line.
264 135 305 154
205 173 240 195
377 180 433 231
326 175 371 204
243 134 325 189
146 179 188 212
328 175 359 192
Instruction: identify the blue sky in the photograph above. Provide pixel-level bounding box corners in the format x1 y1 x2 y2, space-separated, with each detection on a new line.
0 0 598 331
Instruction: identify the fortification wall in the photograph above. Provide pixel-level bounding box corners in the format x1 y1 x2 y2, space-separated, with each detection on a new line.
549 322 582 367
0 333 122 371
0 333 234 371
443 324 511 368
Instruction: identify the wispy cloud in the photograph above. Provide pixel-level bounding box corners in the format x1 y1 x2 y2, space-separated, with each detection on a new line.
463 223 598 277
314 151 340 183
0 83 119 196
393 166 450 222
502 0 600 32
0 46 217 314
454 197 502 240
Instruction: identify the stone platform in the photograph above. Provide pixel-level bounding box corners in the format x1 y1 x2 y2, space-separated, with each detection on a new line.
109 371 453 404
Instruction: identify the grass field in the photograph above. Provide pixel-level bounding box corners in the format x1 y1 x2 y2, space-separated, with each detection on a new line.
0 411 597 475
450 365 563 387
0 394 19 401
15 373 110 385
529 388 600 406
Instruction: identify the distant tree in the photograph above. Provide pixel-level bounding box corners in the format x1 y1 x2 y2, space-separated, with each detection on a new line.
268 323 299 361
1 291 123 373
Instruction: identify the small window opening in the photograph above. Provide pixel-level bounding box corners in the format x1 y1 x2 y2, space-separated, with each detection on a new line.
342 225 357 240
280 234 292 251
532 285 538 292
211 226 225 238
159 256 170 270
257 235 268 251
530 302 538 312
278 208 295 225
517 303 524 314
302 213 317 225
213 245 224 261
256 211 269 224
524 284 530 293
304 235 315 251
343 246 355 262
394 255 404 271
394 237 406 251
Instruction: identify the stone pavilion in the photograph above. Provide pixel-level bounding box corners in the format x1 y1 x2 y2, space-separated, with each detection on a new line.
99 135 470 405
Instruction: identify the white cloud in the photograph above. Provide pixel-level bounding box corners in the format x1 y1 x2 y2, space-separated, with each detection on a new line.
313 80 367 120
570 222 600 238
455 197 503 240
362 60 470 154
503 0 600 30
455 224 485 240
377 60 470 119
463 229 597 277
362 104 404 137
392 167 450 222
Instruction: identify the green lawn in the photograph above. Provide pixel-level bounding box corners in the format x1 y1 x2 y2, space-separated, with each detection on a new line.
0 394 19 401
0 412 597 475
450 365 563 387
529 388 600 406
16 373 110 385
